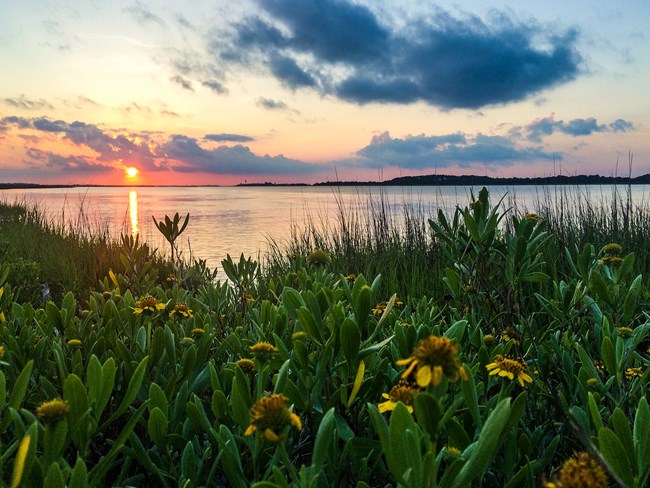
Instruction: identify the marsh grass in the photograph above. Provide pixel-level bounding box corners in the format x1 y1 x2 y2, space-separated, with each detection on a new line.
266 184 650 298
0 198 169 303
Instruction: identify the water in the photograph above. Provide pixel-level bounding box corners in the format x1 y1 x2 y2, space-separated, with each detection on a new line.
2 184 649 271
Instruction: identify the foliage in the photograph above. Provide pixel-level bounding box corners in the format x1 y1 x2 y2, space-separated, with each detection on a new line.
0 189 648 487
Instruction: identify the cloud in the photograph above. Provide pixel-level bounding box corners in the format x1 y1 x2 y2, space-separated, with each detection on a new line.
202 80 227 94
355 131 558 169
3 95 54 111
123 2 166 28
212 0 582 109
523 115 635 141
204 133 255 142
1 116 160 171
170 75 194 92
256 97 289 111
25 148 115 173
159 134 323 174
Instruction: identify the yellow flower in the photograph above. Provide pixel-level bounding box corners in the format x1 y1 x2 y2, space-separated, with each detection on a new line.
396 336 468 388
250 341 279 360
191 327 205 336
593 359 605 375
345 273 357 283
599 256 624 265
180 337 194 346
67 339 82 347
372 302 387 316
378 381 418 413
601 243 622 255
244 394 301 442
483 334 495 344
0 311 5 323
11 434 31 488
291 331 308 341
236 358 255 373
306 248 331 267
241 293 254 303
524 213 543 221
134 295 166 315
446 446 462 457
500 327 522 346
544 452 608 488
0 345 4 358
625 367 644 380
616 326 634 338
36 398 69 423
486 355 533 387
170 302 193 318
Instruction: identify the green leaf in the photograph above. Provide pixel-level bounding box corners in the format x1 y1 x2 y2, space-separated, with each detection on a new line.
148 383 168 417
44 463 66 488
147 407 168 447
444 320 467 343
181 441 197 481
610 407 634 466
64 374 90 454
450 398 512 488
274 359 291 395
311 408 336 470
96 358 115 421
598 427 635 488
600 336 616 378
89 402 148 487
413 392 440 442
69 458 89 488
106 356 148 425
282 287 304 319
340 318 361 365
8 360 33 409
0 371 6 408
388 402 419 482
634 397 650 481
587 392 604 431
461 365 481 428
43 420 69 466
86 355 103 411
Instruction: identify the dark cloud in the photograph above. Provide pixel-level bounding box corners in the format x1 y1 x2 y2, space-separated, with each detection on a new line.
25 148 115 173
256 97 289 111
211 0 582 109
2 116 160 171
523 115 635 141
3 95 54 111
159 134 322 174
268 53 317 89
202 80 227 94
170 75 194 91
355 131 558 169
204 133 255 142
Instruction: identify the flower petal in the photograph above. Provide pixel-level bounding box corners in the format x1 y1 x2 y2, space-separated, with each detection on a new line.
416 365 432 387
244 424 256 436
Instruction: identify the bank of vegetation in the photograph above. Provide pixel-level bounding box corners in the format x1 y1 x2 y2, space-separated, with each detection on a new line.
0 187 648 487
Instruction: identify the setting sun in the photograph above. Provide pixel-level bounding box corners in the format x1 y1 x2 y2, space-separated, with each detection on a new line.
125 167 138 178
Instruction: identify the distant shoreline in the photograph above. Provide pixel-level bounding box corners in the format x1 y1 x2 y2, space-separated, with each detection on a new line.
1 172 649 190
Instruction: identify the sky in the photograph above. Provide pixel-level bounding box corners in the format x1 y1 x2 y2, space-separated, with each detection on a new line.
1 0 648 185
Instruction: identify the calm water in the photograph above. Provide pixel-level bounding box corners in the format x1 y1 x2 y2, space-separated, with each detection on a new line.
2 185 649 272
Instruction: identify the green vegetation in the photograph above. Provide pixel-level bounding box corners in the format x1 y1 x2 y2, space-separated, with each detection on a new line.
0 187 648 487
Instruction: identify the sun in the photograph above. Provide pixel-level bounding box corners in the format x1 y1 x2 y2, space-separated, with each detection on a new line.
125 167 139 178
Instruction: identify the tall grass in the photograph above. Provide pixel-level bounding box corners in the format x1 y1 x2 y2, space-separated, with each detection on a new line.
0 198 169 303
265 184 650 299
